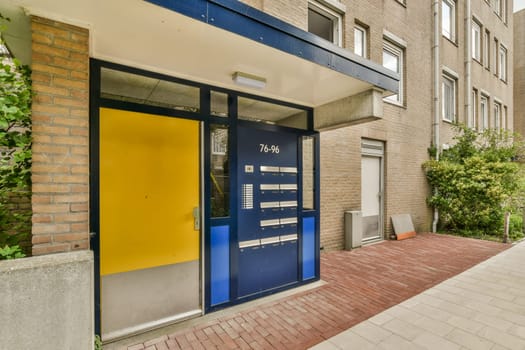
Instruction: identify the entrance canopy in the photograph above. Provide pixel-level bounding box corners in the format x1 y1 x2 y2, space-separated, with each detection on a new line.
10 0 398 107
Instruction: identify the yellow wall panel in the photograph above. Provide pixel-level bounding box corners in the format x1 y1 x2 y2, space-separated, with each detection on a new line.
100 108 200 276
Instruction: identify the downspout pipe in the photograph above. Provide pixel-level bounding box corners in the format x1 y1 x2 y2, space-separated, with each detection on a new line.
432 0 440 233
465 0 472 127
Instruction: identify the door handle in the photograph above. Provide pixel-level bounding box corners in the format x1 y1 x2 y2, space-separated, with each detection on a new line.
193 207 200 231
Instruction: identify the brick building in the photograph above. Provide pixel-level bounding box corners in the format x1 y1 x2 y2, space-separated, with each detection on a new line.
0 0 514 343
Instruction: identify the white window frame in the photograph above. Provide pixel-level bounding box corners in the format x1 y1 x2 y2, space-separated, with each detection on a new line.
494 0 501 16
493 38 499 76
442 73 456 122
354 23 367 58
442 0 456 41
503 106 507 130
472 20 481 62
382 39 404 105
483 29 490 69
480 95 489 130
471 89 478 129
499 44 507 82
494 102 501 129
308 0 343 46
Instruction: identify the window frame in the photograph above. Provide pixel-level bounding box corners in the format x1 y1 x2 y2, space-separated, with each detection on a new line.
499 44 507 82
493 37 499 76
307 0 343 46
442 73 457 123
494 102 501 129
353 23 368 58
471 89 478 129
472 19 481 62
442 0 456 42
480 95 489 130
483 29 490 69
382 39 404 106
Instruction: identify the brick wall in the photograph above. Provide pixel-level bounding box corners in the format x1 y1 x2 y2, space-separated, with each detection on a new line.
30 17 90 255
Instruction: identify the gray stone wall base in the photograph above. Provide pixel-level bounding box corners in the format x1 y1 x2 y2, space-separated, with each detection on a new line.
0 250 94 350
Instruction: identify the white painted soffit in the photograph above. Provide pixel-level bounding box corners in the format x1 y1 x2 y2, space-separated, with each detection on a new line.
15 0 379 107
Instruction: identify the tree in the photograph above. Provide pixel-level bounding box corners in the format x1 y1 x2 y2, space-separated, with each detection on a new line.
423 125 524 240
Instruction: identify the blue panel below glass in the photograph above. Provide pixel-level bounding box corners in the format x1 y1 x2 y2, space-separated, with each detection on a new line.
211 225 230 305
302 217 315 280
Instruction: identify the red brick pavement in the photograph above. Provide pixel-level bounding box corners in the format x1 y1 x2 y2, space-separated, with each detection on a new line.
123 233 509 350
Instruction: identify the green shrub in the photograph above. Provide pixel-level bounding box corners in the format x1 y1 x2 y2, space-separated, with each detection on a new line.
423 125 525 240
0 244 25 260
0 29 32 255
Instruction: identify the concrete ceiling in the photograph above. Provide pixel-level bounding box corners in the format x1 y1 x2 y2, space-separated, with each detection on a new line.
8 0 378 107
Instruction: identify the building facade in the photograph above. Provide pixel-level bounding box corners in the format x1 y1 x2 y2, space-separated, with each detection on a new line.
0 0 514 343
515 9 525 135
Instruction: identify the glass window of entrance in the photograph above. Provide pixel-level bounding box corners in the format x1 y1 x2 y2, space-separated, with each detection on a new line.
101 68 199 112
238 97 308 130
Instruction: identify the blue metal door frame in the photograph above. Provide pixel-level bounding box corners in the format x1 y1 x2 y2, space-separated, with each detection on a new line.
90 59 320 335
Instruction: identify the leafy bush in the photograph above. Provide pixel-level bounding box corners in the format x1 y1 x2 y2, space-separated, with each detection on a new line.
0 244 25 260
423 125 525 240
0 30 32 255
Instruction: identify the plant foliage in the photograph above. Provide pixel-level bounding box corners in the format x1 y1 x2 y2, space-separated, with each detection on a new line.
0 26 32 255
423 125 525 240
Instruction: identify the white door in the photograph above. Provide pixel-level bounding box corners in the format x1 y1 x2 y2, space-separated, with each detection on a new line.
361 140 383 242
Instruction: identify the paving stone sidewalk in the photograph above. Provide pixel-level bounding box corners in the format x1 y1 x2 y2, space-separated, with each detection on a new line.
311 238 525 350
109 233 509 350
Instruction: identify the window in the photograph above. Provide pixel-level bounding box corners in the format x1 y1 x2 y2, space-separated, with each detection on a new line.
483 29 490 68
480 95 489 130
503 106 508 130
472 20 481 61
494 102 501 129
442 0 456 41
354 24 367 58
382 40 404 104
471 89 478 129
442 74 456 122
494 0 506 19
499 45 507 82
494 0 501 16
493 38 499 75
210 125 230 218
308 1 342 45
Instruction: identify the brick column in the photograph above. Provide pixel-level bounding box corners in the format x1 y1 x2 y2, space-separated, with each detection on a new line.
31 17 90 255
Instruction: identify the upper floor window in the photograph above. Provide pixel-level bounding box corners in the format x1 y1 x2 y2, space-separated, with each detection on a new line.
493 37 499 76
471 89 478 129
472 20 481 61
480 95 489 130
483 29 490 69
494 0 507 20
494 102 501 129
499 44 507 82
442 73 457 122
308 1 342 46
383 40 404 105
354 24 368 58
494 0 501 16
442 0 456 41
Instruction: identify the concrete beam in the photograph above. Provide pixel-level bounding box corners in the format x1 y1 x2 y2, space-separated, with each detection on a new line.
314 88 384 131
0 4 32 65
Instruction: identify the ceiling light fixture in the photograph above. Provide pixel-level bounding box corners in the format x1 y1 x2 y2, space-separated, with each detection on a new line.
232 71 266 89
